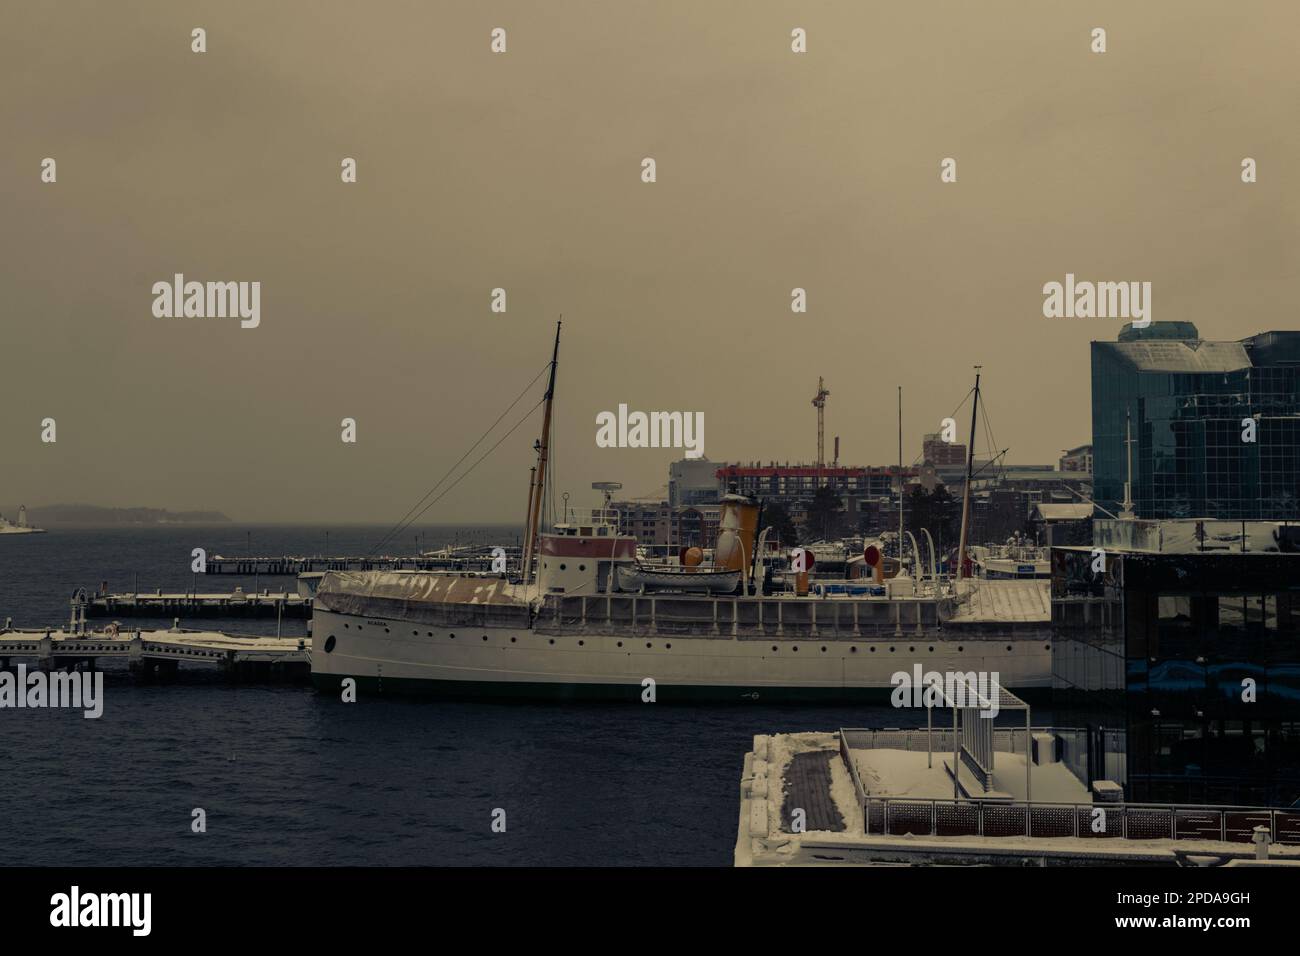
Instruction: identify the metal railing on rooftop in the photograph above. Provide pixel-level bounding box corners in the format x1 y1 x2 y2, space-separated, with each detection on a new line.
839 727 1296 846
862 796 1300 846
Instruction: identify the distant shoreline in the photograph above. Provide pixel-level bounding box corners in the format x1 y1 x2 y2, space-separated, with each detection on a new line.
4 505 232 527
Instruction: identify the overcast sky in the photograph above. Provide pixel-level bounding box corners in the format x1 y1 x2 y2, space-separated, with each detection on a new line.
2 1 1296 522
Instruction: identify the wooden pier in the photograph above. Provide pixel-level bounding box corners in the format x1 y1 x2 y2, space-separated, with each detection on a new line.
0 625 311 683
87 589 312 619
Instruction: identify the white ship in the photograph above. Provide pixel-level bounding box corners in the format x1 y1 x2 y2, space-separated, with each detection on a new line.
310 326 1051 701
0 506 45 535
968 542 1049 579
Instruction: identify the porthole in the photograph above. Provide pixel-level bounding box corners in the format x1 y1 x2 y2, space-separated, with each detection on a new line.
1006 645 1013 652
666 643 672 649
929 646 935 652
560 564 567 571
645 642 652 649
427 632 434 637
889 646 895 652
771 646 778 652
821 646 827 653
384 628 390 633
793 646 799 652
450 633 456 639
482 635 488 641
579 564 586 571
511 637 517 643
412 630 418 636
578 640 585 646
851 646 858 653
323 635 336 653
617 641 623 647
957 646 964 652
344 623 350 629
909 646 915 652
549 639 555 645
1045 644 1051 650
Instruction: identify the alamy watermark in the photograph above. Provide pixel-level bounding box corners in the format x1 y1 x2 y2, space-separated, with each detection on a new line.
595 404 704 458
0 664 103 718
50 886 150 936
152 274 260 329
890 665 1002 718
1042 273 1150 327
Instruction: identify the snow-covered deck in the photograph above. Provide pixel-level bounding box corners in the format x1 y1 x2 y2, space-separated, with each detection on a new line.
851 748 1089 804
947 578 1050 623
736 730 1300 867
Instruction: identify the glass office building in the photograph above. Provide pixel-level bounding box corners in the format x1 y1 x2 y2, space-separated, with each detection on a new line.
1092 325 1300 519
1052 548 1300 807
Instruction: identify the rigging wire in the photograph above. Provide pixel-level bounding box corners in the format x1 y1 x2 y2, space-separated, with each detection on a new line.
376 395 548 551
367 362 551 556
902 386 978 470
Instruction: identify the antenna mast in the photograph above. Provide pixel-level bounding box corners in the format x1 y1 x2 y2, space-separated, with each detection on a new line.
1120 407 1136 520
898 385 904 573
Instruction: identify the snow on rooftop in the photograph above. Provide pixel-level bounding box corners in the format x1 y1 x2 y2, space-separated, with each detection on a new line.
1103 339 1252 373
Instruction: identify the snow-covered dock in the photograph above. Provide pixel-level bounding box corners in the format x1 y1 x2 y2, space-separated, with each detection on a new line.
0 624 310 682
736 729 1300 867
203 549 518 576
87 589 311 619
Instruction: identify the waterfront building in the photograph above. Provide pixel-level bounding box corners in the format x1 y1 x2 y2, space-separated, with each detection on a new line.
715 463 917 503
1059 444 1093 474
922 433 967 467
1092 324 1300 520
668 457 719 507
1052 546 1300 807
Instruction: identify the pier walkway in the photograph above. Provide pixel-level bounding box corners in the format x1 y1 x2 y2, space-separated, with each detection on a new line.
204 551 517 576
0 625 310 682
87 590 311 619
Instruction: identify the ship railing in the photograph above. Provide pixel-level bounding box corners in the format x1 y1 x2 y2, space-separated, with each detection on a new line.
858 795 1300 847
553 508 621 532
535 593 948 638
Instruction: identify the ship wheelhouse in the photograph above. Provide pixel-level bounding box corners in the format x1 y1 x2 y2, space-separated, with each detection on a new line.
536 509 637 595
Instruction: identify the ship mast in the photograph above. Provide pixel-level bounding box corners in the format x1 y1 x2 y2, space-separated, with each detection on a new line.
898 385 904 574
955 367 981 581
523 320 562 586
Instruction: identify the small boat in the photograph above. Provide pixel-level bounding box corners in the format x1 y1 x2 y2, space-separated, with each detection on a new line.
615 564 741 594
0 506 45 535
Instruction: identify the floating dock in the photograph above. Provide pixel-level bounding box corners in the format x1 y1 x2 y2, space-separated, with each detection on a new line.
0 625 310 683
87 590 311 619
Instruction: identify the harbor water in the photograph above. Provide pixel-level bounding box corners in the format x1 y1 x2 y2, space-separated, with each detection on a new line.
0 525 922 866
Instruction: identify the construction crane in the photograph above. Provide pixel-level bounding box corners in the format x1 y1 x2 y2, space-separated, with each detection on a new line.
812 377 830 478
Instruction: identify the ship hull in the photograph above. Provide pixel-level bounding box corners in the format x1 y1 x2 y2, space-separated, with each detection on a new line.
310 605 1052 703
